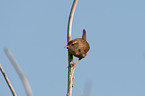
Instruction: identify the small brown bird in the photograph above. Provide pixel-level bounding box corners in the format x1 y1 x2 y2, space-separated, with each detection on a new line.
65 29 90 66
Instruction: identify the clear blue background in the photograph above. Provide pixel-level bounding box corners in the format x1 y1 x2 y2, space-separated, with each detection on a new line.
0 0 145 96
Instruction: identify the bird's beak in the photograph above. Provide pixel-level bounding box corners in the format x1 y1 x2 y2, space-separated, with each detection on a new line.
64 46 69 48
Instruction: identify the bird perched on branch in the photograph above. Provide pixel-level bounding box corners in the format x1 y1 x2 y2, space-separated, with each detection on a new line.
65 29 90 66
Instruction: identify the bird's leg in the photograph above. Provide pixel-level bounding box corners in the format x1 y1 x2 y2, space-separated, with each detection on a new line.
73 59 80 66
68 60 79 68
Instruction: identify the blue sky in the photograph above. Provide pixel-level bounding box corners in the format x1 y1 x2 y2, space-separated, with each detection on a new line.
0 0 145 96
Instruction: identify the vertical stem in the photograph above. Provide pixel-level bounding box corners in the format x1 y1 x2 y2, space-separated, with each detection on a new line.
67 0 78 42
0 64 17 96
67 0 78 96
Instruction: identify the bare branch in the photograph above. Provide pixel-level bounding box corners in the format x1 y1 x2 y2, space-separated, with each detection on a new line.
67 0 78 42
5 48 33 96
0 64 17 96
67 0 78 96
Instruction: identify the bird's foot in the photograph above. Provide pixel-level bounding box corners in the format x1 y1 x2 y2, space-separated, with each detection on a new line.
68 61 74 68
67 59 80 68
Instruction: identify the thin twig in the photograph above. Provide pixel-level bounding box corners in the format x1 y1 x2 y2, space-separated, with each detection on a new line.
67 0 78 96
5 48 33 96
0 64 17 96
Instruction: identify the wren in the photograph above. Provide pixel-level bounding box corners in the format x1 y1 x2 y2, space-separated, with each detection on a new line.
65 29 90 66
